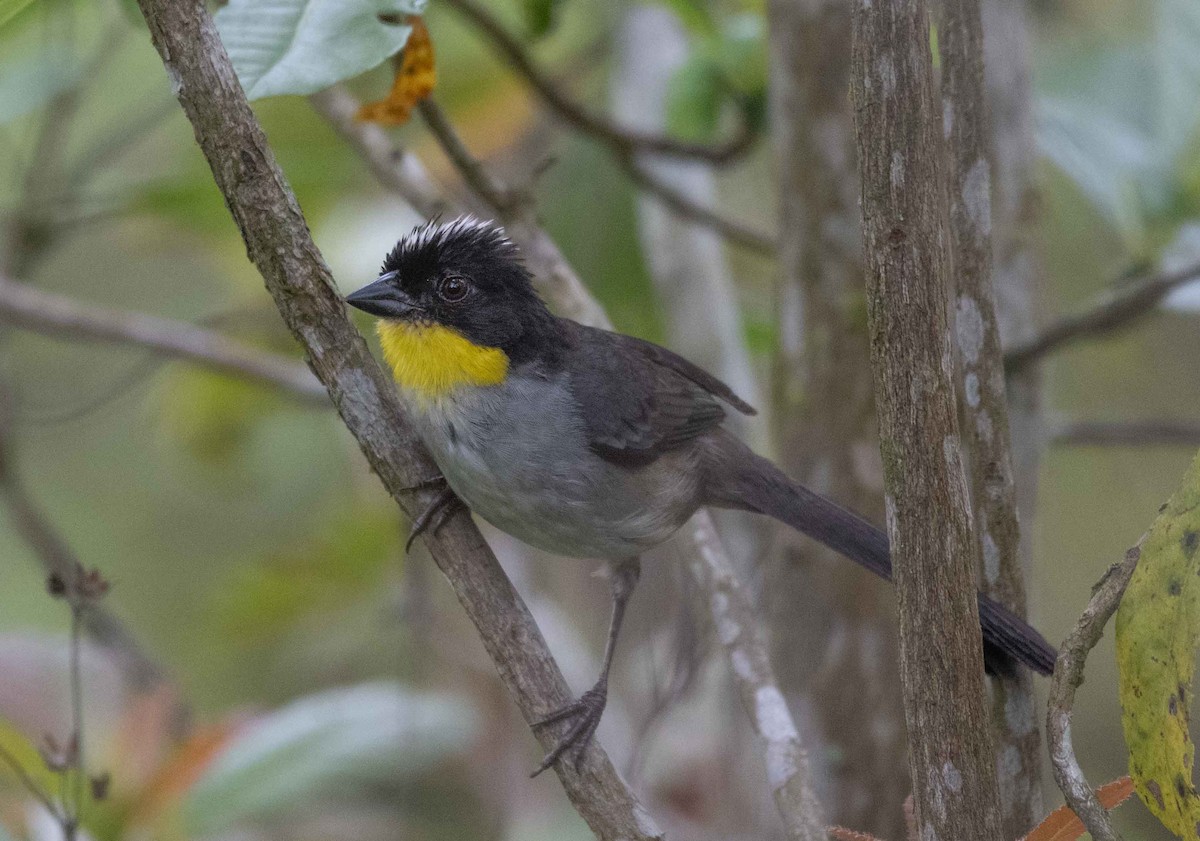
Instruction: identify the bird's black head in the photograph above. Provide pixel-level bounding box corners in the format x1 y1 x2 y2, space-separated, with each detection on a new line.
345 217 555 362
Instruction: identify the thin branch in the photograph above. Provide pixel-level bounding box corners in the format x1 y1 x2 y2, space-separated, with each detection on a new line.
0 395 166 690
619 154 777 254
441 0 755 165
132 1 665 837
1050 420 1200 448
416 98 523 211
0 274 327 404
685 514 828 841
0 742 61 821
1005 261 1200 374
415 97 611 327
1045 545 1140 841
308 87 451 220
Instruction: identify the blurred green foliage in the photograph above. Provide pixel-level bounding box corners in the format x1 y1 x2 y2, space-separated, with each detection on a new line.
0 0 1198 838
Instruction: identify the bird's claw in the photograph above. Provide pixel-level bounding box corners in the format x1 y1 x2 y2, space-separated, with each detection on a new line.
405 485 462 551
401 474 447 495
529 685 607 777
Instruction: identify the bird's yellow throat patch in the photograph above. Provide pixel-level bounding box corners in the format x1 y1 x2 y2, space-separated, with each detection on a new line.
376 320 509 399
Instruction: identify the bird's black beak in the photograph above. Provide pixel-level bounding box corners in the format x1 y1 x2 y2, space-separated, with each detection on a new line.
344 272 420 319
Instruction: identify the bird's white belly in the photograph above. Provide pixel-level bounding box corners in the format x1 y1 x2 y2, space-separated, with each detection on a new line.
402 379 688 560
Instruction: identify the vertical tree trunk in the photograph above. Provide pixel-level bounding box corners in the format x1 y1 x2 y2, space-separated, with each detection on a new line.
766 0 908 835
938 0 1044 835
982 0 1045 571
850 1 1005 838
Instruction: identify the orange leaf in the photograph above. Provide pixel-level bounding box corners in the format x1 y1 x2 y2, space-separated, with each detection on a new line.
829 828 890 841
1020 776 1136 841
357 16 436 126
125 716 246 824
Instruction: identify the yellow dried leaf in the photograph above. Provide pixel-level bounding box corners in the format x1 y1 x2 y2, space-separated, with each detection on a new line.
357 16 435 126
1116 452 1200 840
1019 776 1135 841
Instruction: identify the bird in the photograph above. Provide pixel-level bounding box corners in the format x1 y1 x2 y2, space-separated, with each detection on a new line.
344 216 1056 775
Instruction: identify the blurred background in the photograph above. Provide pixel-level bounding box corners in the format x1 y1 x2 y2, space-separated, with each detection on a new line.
1 0 1199 838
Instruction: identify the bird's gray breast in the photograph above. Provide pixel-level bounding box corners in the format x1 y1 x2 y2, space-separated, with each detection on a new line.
401 372 696 559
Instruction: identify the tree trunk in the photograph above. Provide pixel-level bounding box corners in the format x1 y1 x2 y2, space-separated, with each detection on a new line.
766 0 909 836
850 0 1005 837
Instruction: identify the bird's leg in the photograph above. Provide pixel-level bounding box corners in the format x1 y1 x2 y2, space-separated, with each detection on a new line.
530 557 641 777
405 485 464 551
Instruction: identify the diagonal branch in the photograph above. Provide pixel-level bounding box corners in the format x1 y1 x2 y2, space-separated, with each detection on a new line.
441 0 754 165
618 154 777 254
1005 261 1200 374
1045 545 1140 841
132 1 664 837
0 274 327 404
434 0 775 254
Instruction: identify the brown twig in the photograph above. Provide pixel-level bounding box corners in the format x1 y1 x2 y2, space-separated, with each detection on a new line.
619 154 776 254
1005 261 1200 374
415 97 611 327
1045 546 1140 841
132 1 665 836
0 274 327 404
308 87 451 220
1050 420 1200 448
441 0 755 165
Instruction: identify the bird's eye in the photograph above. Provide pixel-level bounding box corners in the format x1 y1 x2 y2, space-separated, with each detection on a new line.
437 274 470 303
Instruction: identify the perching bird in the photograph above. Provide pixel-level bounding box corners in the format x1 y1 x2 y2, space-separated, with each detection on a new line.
345 217 1056 775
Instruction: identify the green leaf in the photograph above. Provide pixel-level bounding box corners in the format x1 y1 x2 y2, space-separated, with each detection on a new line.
1116 451 1200 840
182 683 476 835
1036 96 1152 251
214 0 427 100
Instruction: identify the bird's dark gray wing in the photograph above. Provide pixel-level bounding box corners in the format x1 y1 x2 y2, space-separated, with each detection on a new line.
559 322 755 465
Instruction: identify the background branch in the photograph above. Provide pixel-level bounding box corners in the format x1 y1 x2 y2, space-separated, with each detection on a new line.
0 391 166 690
1046 545 1140 841
0 274 327 404
1050 420 1200 448
131 2 663 837
441 0 755 165
1005 261 1200 373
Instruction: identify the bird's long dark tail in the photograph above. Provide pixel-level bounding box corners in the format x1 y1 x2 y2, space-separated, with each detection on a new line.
703 437 1056 676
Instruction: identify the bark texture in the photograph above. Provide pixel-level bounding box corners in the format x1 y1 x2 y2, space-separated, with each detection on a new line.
132 1 662 837
938 0 1041 834
849 1 1005 838
766 0 908 835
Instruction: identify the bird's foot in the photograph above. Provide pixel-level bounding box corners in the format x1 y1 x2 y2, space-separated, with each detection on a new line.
400 474 447 495
529 684 607 777
405 485 463 551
